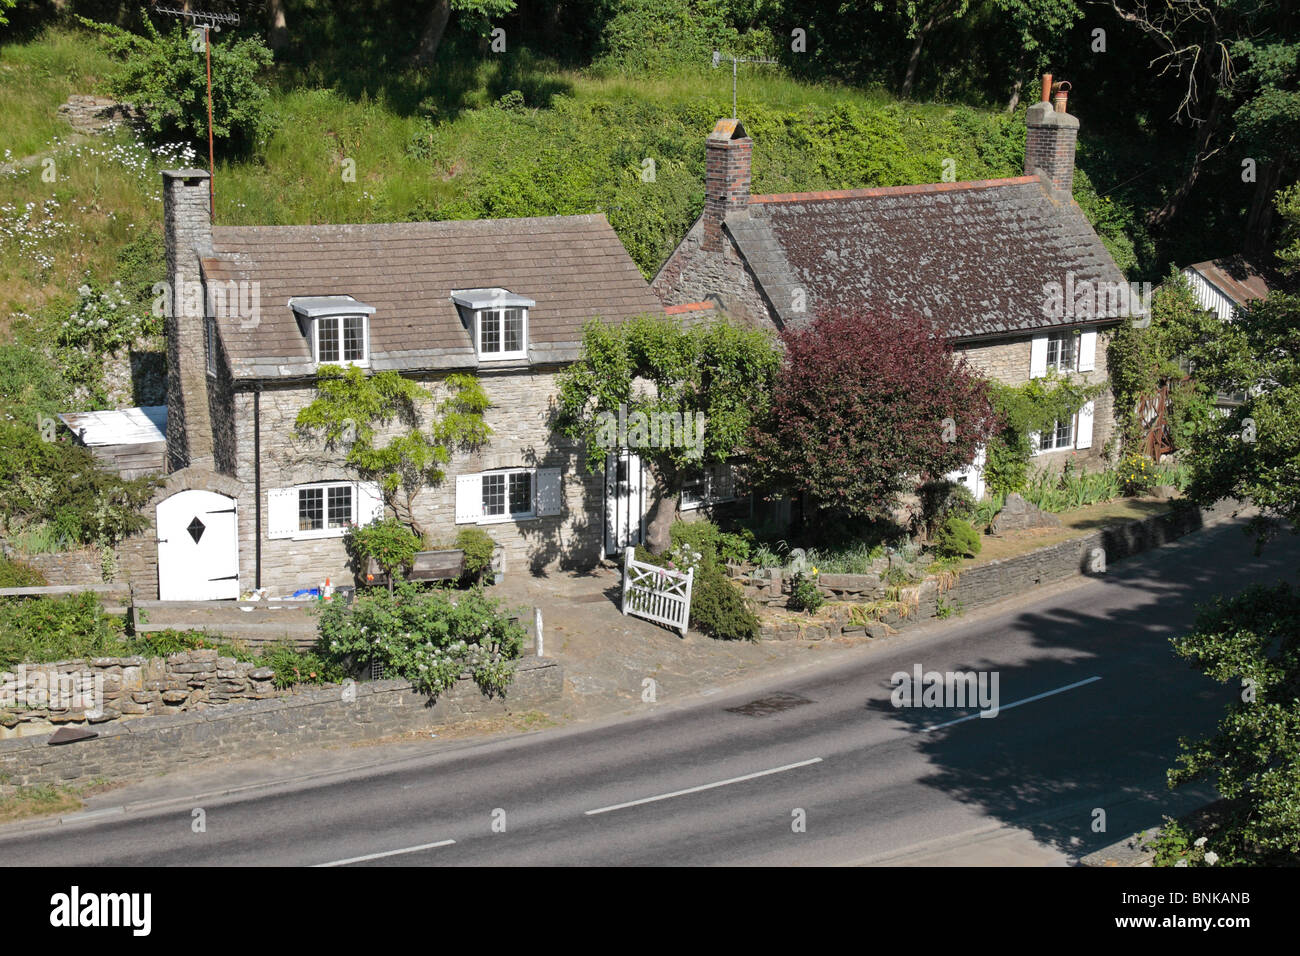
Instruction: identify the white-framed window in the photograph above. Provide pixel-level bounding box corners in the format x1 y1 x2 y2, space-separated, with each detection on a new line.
1039 417 1075 452
1046 332 1077 372
475 308 527 361
313 314 369 366
205 315 218 376
680 461 741 511
266 481 383 540
1030 329 1096 378
456 467 562 524
1032 399 1094 455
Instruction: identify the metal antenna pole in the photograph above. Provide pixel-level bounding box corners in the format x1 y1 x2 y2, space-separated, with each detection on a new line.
711 51 778 121
153 4 241 218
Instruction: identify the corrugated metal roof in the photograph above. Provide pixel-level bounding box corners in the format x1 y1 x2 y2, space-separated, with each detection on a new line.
59 406 167 446
1184 256 1275 307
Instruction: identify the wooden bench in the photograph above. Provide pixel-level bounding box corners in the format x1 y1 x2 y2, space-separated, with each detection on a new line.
365 549 466 584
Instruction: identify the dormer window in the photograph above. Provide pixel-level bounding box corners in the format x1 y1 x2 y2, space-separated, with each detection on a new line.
289 295 375 368
452 288 533 362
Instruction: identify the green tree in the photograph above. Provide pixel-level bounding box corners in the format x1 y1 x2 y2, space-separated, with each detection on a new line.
1107 268 1219 455
79 16 274 152
295 367 491 538
1274 181 1300 275
412 0 517 67
0 0 15 29
1159 289 1300 864
554 315 781 552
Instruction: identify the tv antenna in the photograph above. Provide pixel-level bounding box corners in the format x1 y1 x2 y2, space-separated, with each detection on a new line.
153 4 241 217
711 51 778 120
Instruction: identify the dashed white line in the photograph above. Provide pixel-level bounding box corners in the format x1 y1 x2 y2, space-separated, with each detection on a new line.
921 676 1103 732
313 839 456 867
585 757 824 815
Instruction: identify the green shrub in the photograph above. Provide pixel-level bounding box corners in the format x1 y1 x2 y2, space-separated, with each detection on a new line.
81 17 274 152
455 526 496 579
1120 451 1159 496
0 593 128 668
316 580 524 696
258 642 346 689
689 562 760 641
636 536 759 641
934 517 982 559
918 479 976 537
787 571 824 613
0 556 47 589
0 422 157 550
346 516 421 583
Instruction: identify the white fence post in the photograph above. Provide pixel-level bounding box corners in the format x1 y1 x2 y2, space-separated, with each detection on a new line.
622 546 634 616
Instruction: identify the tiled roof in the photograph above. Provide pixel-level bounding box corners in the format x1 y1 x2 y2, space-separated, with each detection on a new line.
663 301 716 314
727 176 1129 339
203 214 663 379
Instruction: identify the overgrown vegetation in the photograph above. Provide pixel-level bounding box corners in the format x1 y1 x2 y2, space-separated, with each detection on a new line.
316 580 525 696
0 421 157 553
983 372 1104 497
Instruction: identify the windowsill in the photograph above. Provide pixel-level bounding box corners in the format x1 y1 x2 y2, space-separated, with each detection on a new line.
680 497 740 512
314 360 371 370
476 353 529 363
288 527 350 541
478 512 538 525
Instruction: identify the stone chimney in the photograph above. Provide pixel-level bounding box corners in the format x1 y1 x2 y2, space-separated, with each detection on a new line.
1024 74 1079 199
703 118 752 251
162 169 215 471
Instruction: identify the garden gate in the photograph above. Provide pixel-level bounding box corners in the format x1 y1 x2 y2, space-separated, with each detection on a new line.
621 546 693 636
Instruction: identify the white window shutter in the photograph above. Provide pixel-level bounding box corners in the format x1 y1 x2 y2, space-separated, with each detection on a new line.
356 481 385 525
1075 400 1095 449
266 488 298 539
536 467 563 516
1030 334 1049 379
455 473 482 524
1078 329 1097 372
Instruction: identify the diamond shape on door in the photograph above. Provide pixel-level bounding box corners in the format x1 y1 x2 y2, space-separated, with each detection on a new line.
187 516 205 544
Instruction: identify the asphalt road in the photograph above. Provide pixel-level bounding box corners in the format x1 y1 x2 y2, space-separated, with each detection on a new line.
2 513 1295 866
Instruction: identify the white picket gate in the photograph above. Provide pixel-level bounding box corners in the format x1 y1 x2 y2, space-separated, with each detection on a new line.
621 547 693 636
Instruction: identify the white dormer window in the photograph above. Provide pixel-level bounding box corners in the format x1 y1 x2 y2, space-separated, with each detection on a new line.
315 314 368 364
452 288 533 362
289 295 375 368
477 307 527 359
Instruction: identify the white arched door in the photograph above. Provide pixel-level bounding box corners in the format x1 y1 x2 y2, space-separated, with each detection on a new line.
157 489 240 600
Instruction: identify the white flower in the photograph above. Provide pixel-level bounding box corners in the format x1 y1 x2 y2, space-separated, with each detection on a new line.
1203 851 1218 865
77 284 91 296
1194 836 1207 847
1175 859 1188 867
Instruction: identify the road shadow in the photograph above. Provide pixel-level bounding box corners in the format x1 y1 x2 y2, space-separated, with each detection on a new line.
865 514 1300 862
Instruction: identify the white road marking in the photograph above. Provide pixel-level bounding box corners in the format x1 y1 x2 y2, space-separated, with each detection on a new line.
585 757 824 815
313 839 456 867
921 676 1103 732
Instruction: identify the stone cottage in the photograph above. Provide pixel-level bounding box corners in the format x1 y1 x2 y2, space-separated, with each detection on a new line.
652 76 1137 498
134 173 667 599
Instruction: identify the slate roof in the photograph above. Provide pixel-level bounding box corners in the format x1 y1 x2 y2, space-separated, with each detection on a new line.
202 214 663 380
726 176 1131 340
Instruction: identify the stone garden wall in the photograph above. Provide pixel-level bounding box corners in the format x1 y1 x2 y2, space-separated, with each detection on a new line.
1 650 281 739
743 501 1227 642
0 656 563 793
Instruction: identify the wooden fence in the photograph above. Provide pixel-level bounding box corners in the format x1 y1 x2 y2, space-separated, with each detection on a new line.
621 547 693 636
